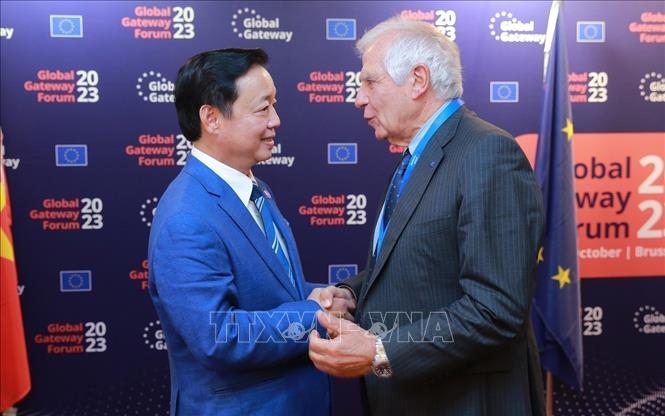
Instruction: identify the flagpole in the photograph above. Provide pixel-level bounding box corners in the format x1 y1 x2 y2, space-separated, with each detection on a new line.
543 0 560 82
543 7 560 415
546 372 553 416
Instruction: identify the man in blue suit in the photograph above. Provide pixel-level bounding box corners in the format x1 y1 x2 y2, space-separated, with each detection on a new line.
148 48 348 415
309 17 546 415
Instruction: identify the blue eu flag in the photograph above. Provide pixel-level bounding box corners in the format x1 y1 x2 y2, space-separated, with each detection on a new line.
56 144 88 166
50 15 83 38
326 19 356 40
60 270 92 292
328 264 358 285
327 143 357 164
531 2 583 390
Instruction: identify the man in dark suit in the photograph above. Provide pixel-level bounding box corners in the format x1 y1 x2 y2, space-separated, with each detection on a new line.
309 17 546 415
148 48 352 415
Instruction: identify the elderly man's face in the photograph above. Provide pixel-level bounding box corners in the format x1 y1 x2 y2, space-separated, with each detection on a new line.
354 38 415 147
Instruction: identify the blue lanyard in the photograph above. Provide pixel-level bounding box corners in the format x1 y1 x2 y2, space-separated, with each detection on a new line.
397 98 463 198
374 98 464 256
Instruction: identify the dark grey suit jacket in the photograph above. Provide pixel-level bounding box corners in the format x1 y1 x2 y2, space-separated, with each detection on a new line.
343 106 546 415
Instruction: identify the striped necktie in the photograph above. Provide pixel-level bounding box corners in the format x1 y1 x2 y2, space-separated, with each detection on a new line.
382 149 412 230
250 184 295 288
369 149 412 274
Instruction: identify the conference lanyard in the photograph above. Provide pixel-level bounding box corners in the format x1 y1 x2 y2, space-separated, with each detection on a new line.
374 98 464 256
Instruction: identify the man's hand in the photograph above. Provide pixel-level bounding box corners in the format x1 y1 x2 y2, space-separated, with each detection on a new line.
308 311 375 378
307 286 356 321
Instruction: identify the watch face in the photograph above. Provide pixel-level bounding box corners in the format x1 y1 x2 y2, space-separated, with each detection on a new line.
373 364 393 378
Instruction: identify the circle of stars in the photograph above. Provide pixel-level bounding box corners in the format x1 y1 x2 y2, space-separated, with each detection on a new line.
143 320 161 349
136 71 168 102
638 72 663 101
489 11 513 40
63 148 81 163
231 8 257 39
57 18 75 35
67 273 84 288
633 305 659 333
140 197 159 227
334 146 350 161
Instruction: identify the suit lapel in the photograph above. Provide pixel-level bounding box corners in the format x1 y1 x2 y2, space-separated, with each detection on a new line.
184 157 301 300
360 107 466 302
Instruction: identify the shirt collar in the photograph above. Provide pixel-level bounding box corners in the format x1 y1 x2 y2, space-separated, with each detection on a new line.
190 146 254 207
408 101 450 155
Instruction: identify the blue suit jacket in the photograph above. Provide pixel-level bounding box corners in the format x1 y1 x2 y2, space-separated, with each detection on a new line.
148 155 330 416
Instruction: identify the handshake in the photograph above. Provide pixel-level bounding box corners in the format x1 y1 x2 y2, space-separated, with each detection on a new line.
305 286 378 378
307 285 356 321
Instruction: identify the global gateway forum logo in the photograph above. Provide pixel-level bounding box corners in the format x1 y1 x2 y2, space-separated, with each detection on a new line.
231 8 293 42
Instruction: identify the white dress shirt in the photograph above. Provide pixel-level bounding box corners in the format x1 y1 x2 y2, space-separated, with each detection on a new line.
190 146 290 261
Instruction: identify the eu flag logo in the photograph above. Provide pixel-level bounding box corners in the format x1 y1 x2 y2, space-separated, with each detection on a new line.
60 271 92 292
328 264 358 284
328 143 357 164
326 18 356 40
490 82 519 103
50 15 83 38
56 144 88 167
576 21 605 43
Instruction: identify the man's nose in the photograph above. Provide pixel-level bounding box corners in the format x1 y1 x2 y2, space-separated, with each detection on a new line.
268 106 281 129
354 87 368 109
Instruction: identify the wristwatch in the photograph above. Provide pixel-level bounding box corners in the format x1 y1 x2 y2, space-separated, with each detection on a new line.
371 337 393 378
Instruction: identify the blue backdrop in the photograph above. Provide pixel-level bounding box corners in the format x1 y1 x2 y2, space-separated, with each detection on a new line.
1 1 664 415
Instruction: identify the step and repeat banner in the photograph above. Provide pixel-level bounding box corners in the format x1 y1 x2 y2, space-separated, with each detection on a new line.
1 1 664 415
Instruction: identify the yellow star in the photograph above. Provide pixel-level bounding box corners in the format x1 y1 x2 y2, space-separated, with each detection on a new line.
552 266 571 289
561 118 574 141
0 229 14 262
0 181 6 212
537 247 544 263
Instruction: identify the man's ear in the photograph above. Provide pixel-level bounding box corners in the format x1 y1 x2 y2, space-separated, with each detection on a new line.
199 105 221 135
411 64 431 99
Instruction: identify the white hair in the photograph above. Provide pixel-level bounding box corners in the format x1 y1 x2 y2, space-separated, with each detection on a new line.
356 16 463 101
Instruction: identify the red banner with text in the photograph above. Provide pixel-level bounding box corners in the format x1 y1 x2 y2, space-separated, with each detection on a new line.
516 132 665 278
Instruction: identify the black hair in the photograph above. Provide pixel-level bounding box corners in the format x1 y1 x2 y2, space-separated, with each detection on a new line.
174 48 269 141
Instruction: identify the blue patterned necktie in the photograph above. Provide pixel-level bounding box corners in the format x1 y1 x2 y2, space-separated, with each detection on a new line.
250 184 295 288
382 149 412 230
369 149 412 274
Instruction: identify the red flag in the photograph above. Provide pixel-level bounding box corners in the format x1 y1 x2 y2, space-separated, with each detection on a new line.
0 128 31 411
